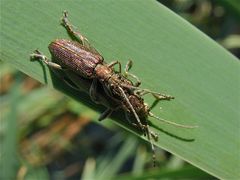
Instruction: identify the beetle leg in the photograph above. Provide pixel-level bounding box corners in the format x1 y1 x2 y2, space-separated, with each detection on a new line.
124 60 141 87
131 121 157 166
90 79 121 107
124 111 134 124
120 84 174 101
108 61 122 73
99 104 122 121
89 79 101 104
130 121 158 141
101 82 115 100
146 126 157 167
61 11 89 46
124 111 146 135
62 75 95 93
30 50 86 91
117 86 145 133
30 50 63 70
136 89 175 101
61 11 101 55
98 108 114 121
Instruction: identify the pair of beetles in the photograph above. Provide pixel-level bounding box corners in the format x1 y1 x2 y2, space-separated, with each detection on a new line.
31 11 197 166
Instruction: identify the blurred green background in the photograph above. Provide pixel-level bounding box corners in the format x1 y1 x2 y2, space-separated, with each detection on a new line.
0 0 239 179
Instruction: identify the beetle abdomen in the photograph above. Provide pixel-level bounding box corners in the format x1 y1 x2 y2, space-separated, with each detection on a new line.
48 39 103 78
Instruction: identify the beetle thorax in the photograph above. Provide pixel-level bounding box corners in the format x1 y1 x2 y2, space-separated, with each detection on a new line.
95 64 113 81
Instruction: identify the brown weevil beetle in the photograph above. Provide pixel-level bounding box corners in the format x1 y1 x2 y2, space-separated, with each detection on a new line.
30 11 198 166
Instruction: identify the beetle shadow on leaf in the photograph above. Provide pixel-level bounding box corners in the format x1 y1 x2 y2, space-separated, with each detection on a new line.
149 99 160 111
147 99 196 142
148 121 195 142
31 59 48 84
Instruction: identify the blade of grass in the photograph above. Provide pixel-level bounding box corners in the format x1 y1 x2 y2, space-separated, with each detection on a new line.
1 0 239 179
0 76 21 179
216 0 240 18
96 136 137 180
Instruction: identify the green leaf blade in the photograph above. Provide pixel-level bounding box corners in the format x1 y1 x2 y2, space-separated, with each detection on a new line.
1 1 239 179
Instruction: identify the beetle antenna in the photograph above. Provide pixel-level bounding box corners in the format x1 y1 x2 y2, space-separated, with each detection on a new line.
149 112 198 128
145 124 157 167
118 86 145 133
